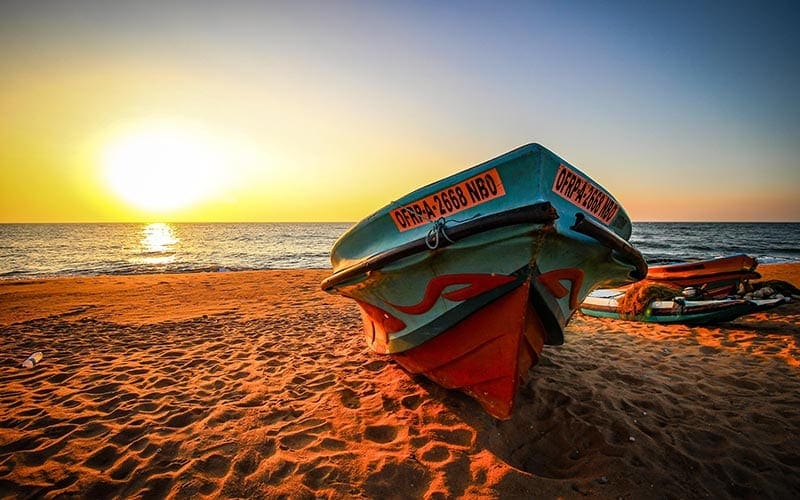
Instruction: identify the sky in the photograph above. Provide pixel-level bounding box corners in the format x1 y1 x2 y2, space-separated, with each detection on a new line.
1 0 798 222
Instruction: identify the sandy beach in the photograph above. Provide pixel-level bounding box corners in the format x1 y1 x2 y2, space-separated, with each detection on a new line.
1 264 799 498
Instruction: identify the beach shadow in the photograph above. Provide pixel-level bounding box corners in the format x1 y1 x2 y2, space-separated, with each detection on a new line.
726 311 800 336
408 371 621 480
677 302 800 368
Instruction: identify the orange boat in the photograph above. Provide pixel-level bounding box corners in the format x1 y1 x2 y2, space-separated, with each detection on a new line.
645 254 760 298
322 144 645 418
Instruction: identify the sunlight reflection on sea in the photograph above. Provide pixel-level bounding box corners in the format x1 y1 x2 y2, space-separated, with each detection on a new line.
137 223 178 265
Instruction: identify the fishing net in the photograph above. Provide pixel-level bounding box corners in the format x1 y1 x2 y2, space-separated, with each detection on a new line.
617 281 683 318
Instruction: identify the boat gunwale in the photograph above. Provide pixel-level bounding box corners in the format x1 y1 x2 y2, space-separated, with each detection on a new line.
320 202 559 291
571 213 648 280
647 254 757 272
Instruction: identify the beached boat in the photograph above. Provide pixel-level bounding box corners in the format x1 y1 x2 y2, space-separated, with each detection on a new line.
580 288 787 324
645 254 760 298
321 143 646 419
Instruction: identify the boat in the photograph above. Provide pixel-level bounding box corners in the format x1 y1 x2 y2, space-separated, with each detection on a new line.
644 254 760 298
321 143 646 419
580 287 788 324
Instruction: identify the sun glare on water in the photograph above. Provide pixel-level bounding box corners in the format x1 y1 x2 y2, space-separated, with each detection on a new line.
138 222 178 265
103 125 224 213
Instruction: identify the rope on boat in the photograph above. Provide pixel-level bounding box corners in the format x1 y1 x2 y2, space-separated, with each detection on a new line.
425 218 456 249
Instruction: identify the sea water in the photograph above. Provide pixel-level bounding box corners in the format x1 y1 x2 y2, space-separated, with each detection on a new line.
1 222 798 279
630 222 800 265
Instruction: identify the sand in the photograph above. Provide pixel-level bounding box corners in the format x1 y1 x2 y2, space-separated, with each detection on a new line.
1 264 799 499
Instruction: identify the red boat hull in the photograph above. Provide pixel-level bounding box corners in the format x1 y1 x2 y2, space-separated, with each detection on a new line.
391 281 546 419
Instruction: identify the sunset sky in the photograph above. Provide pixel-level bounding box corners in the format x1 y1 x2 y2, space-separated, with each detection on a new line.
1 1 798 222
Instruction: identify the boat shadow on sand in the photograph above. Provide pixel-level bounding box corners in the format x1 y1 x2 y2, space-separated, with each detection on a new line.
403 299 800 495
723 303 800 336
407 367 629 482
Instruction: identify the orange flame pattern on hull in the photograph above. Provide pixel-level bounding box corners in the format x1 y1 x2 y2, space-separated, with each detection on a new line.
537 268 585 309
386 273 518 315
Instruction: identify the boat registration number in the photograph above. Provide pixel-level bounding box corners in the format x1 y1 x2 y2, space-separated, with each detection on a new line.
391 168 506 232
552 164 619 224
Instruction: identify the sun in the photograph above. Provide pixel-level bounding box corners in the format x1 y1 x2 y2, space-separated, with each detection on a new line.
103 125 223 213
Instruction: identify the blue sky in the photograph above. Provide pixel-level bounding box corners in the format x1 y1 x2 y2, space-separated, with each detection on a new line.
1 1 798 221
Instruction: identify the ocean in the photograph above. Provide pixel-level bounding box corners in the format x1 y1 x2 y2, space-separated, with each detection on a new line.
1 222 798 279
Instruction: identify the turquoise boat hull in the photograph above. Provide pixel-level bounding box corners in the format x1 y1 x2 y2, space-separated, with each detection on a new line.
580 288 787 325
322 143 646 418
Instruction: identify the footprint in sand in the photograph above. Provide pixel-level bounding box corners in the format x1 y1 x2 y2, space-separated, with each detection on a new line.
140 475 173 499
302 464 341 489
84 479 122 499
363 360 387 372
338 388 361 409
153 377 178 389
699 345 720 355
279 431 317 450
18 407 45 418
400 394 423 410
84 382 122 396
84 445 118 470
42 423 76 440
51 473 79 490
72 421 109 439
381 395 400 412
263 460 297 486
363 461 431 498
59 398 81 409
235 394 266 408
137 442 160 459
306 373 336 391
108 456 140 480
196 453 231 478
47 372 75 384
109 423 150 446
420 444 450 463
257 438 277 458
430 427 474 447
207 408 244 427
319 437 347 451
18 439 68 468
364 425 399 444
164 408 204 429
232 450 259 476
256 407 302 426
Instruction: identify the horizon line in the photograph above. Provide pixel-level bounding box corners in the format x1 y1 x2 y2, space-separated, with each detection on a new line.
1 219 799 225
